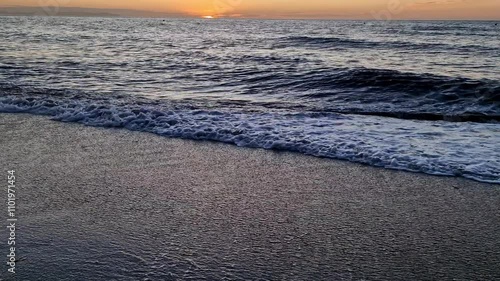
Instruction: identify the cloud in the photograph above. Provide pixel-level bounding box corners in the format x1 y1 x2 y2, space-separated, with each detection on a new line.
0 6 188 17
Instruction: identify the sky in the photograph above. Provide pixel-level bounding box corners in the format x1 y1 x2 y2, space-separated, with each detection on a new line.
1 0 499 19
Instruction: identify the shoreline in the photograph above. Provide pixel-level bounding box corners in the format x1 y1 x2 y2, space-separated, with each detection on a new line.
1 113 499 280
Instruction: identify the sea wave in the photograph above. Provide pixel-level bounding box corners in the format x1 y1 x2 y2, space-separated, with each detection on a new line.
1 91 498 184
225 67 500 121
278 36 497 53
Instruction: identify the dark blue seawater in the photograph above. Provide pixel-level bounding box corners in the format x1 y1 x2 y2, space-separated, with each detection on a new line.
0 17 499 182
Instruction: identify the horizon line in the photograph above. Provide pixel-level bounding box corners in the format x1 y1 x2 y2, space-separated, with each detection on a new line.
1 5 499 21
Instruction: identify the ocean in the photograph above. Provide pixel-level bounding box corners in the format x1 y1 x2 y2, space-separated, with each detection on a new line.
1 17 499 183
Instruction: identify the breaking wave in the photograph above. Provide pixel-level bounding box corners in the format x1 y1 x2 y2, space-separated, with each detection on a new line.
1 90 498 184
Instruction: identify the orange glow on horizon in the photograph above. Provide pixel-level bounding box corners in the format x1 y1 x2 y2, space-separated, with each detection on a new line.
0 0 499 20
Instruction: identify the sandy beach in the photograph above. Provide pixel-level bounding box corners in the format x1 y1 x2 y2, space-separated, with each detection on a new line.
1 113 499 281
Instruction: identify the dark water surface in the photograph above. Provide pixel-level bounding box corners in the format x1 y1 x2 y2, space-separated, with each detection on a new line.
0 17 499 182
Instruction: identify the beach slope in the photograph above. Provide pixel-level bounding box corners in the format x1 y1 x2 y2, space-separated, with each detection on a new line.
1 113 499 281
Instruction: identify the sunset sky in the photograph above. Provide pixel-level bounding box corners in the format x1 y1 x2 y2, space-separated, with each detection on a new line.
1 0 499 19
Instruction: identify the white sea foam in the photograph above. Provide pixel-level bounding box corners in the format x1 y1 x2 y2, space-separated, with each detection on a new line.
1 95 498 184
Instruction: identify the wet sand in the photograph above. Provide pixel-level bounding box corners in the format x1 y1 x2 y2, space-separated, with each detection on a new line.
1 113 499 281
